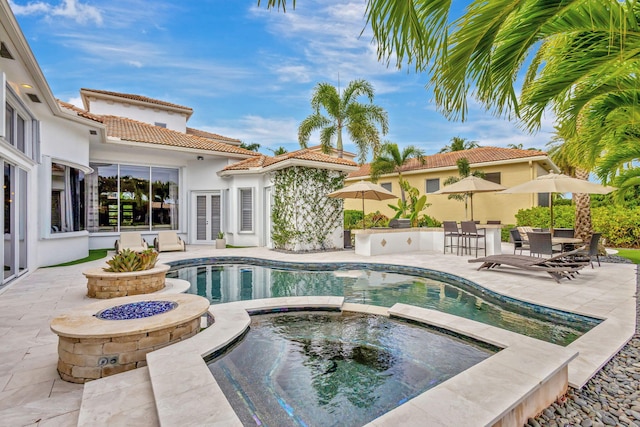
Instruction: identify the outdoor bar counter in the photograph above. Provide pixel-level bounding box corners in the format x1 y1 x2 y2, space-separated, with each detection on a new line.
351 225 502 257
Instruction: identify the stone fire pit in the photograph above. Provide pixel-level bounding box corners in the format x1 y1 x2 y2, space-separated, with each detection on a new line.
50 293 210 383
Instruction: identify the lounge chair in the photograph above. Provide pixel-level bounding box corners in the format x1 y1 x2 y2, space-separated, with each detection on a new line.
468 249 590 283
115 232 148 253
154 231 186 253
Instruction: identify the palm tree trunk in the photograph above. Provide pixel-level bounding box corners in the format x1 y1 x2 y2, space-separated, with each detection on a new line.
336 127 344 158
574 168 592 241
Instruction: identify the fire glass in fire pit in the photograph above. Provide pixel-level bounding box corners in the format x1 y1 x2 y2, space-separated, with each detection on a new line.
95 300 178 320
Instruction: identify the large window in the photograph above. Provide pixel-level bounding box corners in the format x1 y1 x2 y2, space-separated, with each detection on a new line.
87 163 179 232
51 162 85 233
380 182 392 192
239 188 253 232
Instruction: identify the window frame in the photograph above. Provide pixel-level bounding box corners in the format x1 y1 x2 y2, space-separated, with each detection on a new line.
47 158 92 235
87 162 180 233
239 188 253 233
380 182 392 192
425 178 440 194
3 83 37 160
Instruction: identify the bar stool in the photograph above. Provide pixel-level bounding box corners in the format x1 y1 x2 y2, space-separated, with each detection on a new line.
443 221 461 255
460 221 486 257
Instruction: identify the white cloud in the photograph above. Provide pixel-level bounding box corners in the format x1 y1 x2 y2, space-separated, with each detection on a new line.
200 115 299 148
9 0 103 25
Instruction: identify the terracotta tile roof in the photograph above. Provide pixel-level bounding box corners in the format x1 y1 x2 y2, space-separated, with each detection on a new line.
186 127 241 145
222 148 358 171
349 146 548 178
102 116 259 156
80 88 193 113
57 99 104 123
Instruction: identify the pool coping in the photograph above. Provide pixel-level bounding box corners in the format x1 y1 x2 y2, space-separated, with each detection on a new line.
120 297 577 426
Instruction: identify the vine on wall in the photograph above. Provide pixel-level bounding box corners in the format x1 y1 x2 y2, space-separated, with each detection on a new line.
272 167 346 251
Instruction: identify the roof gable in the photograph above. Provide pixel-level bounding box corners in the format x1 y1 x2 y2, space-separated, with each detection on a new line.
80 88 193 116
220 148 358 175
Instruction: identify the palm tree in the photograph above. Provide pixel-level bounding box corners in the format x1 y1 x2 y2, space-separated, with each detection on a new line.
298 79 389 163
438 136 479 153
240 142 261 152
268 146 288 156
442 158 484 219
370 142 425 204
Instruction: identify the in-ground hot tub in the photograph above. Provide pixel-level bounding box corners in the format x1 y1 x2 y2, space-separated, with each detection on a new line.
50 293 210 383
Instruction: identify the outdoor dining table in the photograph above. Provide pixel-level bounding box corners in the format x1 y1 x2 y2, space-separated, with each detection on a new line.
552 236 584 251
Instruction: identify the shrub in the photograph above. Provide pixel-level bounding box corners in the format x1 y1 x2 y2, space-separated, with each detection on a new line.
515 205 640 248
501 224 515 242
417 214 441 227
104 249 158 272
344 210 363 230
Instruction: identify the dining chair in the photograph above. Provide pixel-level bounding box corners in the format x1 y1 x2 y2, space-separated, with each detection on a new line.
509 228 530 255
574 233 602 268
528 232 562 258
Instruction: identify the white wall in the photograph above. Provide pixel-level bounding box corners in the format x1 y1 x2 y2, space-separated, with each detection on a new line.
87 97 188 133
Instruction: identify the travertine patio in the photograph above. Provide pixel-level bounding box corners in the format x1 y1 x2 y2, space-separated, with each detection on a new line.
0 244 636 426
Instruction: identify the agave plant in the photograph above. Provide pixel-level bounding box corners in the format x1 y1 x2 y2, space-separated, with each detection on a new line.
104 249 159 272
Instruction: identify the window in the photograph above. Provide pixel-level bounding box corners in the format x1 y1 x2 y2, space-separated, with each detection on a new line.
426 178 440 193
87 163 180 232
51 163 85 233
538 193 550 207
484 172 501 184
154 122 167 128
380 182 392 192
239 188 253 232
3 85 37 158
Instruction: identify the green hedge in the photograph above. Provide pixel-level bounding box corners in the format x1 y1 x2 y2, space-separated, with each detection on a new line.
515 206 640 248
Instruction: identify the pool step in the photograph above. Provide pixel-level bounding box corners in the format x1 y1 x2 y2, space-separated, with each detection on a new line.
77 366 159 426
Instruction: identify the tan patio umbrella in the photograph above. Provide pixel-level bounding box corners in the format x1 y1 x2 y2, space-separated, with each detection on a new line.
326 180 397 229
431 175 506 221
500 172 616 232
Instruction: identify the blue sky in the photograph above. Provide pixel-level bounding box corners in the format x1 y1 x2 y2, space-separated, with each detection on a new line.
10 0 554 159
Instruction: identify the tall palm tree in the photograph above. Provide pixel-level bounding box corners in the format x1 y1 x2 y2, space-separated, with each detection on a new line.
370 142 425 204
442 158 484 219
438 136 479 153
298 79 389 163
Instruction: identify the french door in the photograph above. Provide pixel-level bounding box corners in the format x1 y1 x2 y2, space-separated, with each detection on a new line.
194 192 221 244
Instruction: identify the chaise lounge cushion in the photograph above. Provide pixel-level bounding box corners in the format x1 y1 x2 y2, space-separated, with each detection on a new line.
154 231 185 253
115 232 148 253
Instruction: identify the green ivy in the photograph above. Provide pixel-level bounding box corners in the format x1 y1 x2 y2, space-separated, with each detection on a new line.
272 167 346 251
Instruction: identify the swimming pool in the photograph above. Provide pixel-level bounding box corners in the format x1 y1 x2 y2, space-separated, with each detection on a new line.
167 257 601 346
207 311 496 427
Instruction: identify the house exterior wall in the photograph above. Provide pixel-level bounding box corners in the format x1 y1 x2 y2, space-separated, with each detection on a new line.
85 97 188 133
37 115 93 266
346 160 550 225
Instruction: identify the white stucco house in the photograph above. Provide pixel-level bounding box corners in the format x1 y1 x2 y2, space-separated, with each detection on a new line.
0 1 357 287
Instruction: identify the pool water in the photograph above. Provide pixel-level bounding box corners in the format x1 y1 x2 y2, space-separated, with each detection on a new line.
167 262 599 346
207 311 496 427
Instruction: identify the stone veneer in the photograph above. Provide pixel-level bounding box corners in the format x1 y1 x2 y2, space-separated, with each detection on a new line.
84 264 170 299
50 294 210 384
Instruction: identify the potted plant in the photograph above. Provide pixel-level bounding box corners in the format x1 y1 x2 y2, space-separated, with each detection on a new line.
216 231 226 249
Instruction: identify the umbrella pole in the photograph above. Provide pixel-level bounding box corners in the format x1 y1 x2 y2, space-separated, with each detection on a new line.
550 193 554 234
470 193 474 221
362 194 365 230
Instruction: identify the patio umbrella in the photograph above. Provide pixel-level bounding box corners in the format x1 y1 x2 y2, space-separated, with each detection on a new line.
431 175 506 221
500 172 615 232
326 180 397 229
